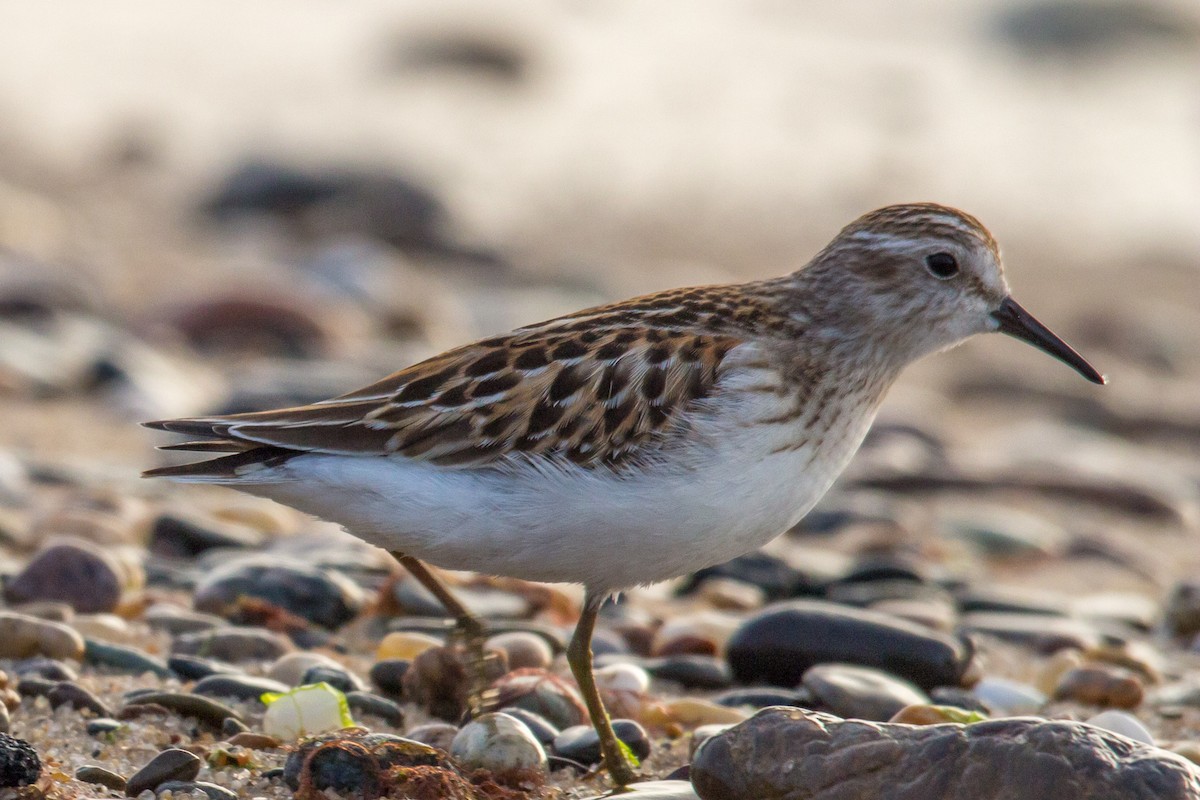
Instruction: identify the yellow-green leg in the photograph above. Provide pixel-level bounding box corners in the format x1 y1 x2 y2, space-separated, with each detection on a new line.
567 590 638 787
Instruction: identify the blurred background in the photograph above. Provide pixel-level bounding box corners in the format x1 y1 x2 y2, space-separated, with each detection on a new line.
0 0 1196 576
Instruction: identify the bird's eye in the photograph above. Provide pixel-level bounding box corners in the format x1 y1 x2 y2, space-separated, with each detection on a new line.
925 252 959 279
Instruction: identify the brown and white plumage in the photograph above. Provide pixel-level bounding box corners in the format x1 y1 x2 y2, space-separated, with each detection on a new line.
144 203 1102 591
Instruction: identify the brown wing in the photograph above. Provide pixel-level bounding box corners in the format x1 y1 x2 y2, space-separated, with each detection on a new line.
147 321 743 470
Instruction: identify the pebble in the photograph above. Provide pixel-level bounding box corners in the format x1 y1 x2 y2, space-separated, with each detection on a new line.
973 677 1047 715
192 674 290 703
368 658 410 697
643 655 734 690
451 711 548 772
375 631 442 660
959 611 1101 653
1086 710 1155 745
652 611 740 657
167 655 237 681
1054 665 1145 709
345 690 405 726
713 687 815 710
726 600 971 690
3 539 124 612
125 748 202 796
76 764 127 792
405 722 459 752
553 719 651 765
801 663 930 721
267 651 344 686
1165 580 1200 639
47 680 111 716
147 511 265 557
490 667 587 730
156 780 238 800
582 781 700 799
0 733 38 788
84 639 173 677
262 682 352 739
694 577 767 611
0 611 85 660
497 708 560 747
172 626 293 661
942 507 1067 558
144 604 226 636
691 707 1200 800
678 551 815 602
393 576 532 620
14 658 76 682
223 732 281 750
282 730 453 793
651 698 751 727
301 663 366 693
86 718 124 737
487 631 554 670
193 555 365 629
889 703 987 725
122 692 243 729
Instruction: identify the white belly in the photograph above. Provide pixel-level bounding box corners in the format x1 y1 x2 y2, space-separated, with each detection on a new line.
238 385 879 593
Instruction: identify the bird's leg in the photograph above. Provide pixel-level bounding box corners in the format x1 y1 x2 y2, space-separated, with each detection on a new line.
391 552 495 715
567 591 638 787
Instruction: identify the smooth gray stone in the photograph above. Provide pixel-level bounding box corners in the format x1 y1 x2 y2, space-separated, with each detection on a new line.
802 663 928 721
192 674 289 703
125 749 201 796
691 707 1200 800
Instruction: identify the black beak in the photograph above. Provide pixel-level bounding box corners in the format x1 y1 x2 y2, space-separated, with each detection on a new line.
990 297 1106 385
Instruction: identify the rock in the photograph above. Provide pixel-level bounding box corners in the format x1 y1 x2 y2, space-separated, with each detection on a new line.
944 508 1067 558
0 611 84 660
1087 710 1154 745
973 677 1047 715
651 698 750 727
959 611 1101 653
267 651 344 686
345 691 405 726
489 667 587 730
889 704 987 725
122 692 243 728
652 611 740 657
713 687 815 710
678 551 816 602
301 663 366 693
553 719 651 765
224 732 281 750
405 722 459 752
1054 666 1144 708
125 748 202 796
148 512 264 557
144 604 226 636
369 658 410 697
193 555 364 629
695 576 767 611
691 707 1200 800
451 712 548 772
595 662 652 718
991 0 1200 58
76 764 127 792
4 539 124 612
1165 580 1200 638
282 730 452 792
487 631 553 671
726 600 971 691
393 576 531 619
0 733 39 788
262 683 353 740
376 631 441 660
956 585 1071 616
644 655 735 690
496 708 559 747
580 781 699 799
172 626 292 662
86 718 124 736
167 655 237 681
47 681 111 716
13 658 76 682
156 780 238 800
84 639 173 677
801 663 929 721
193 674 290 703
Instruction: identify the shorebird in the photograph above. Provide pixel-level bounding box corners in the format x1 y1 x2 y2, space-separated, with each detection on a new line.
145 203 1104 787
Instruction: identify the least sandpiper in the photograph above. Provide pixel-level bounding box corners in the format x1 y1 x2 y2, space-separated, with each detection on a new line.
145 203 1104 786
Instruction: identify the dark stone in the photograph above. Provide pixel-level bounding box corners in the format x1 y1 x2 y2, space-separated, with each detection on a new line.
84 639 173 677
726 600 972 691
368 659 410 697
172 626 292 662
47 681 112 716
157 780 238 800
76 764 127 792
495 708 559 747
3 541 122 613
301 664 366 693
13 658 76 682
801 664 928 721
712 688 816 710
929 686 990 713
167 655 239 681
144 605 226 636
193 556 364 630
15 678 55 699
956 586 1071 617
691 707 1200 800
192 674 289 703
86 718 125 737
824 579 950 609
643 656 734 690
221 717 250 737
345 692 405 726
991 0 1200 58
553 720 651 765
122 692 243 728
148 513 264 558
678 552 818 602
282 731 452 792
125 748 201 796
0 733 39 787
1165 580 1200 639
392 579 530 620
835 553 929 585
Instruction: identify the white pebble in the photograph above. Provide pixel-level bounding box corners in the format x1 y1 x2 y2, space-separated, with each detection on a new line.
972 677 1046 716
1086 710 1154 745
451 712 548 772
